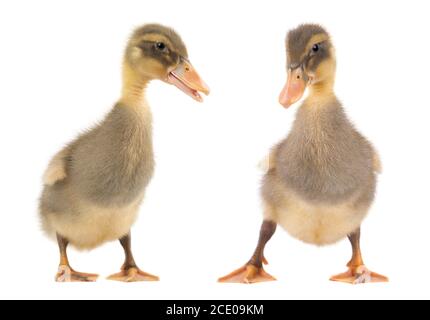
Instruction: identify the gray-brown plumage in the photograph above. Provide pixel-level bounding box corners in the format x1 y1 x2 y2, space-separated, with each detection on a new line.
40 24 209 282
220 24 387 285
263 98 376 208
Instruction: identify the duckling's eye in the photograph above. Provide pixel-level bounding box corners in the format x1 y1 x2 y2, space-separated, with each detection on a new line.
155 42 166 51
312 44 319 52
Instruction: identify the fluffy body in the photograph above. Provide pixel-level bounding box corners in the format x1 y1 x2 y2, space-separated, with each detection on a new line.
40 102 154 250
262 97 377 245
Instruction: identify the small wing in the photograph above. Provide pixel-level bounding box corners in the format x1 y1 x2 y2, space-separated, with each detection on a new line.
373 150 382 174
258 143 281 173
258 153 274 173
43 146 71 186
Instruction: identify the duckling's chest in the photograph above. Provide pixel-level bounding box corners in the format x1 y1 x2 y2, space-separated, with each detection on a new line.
73 105 155 206
92 122 154 206
276 104 373 203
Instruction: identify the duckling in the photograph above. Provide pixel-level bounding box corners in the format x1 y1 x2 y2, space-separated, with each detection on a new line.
40 24 209 282
219 24 387 285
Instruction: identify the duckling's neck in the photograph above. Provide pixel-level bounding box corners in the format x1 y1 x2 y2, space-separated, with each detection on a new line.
304 78 336 108
119 62 150 110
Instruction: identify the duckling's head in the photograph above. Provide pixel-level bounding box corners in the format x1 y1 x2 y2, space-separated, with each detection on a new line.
279 24 336 108
124 24 209 102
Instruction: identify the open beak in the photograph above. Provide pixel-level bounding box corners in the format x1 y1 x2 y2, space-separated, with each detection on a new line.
279 68 307 108
167 60 210 102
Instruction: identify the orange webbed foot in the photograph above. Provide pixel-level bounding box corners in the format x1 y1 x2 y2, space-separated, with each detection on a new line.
107 267 159 282
55 265 99 282
219 263 276 284
330 265 388 285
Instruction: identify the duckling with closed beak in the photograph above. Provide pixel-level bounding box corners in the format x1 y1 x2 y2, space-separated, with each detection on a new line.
219 24 387 285
40 24 209 282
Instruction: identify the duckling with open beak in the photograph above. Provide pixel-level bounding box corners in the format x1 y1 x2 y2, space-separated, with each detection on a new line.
40 24 209 282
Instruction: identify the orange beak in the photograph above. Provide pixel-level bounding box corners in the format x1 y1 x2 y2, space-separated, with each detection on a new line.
279 68 306 108
167 59 210 102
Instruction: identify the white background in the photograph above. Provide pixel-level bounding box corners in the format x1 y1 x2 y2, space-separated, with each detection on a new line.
0 0 429 300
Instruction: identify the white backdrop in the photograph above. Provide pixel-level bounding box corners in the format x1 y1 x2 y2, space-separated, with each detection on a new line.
0 0 429 300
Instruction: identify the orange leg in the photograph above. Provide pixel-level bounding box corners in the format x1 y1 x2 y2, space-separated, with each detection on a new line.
219 221 277 284
107 233 159 282
55 234 99 282
330 228 388 284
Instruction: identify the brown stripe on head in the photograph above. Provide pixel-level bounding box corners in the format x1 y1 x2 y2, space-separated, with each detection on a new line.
286 24 330 66
132 24 188 58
